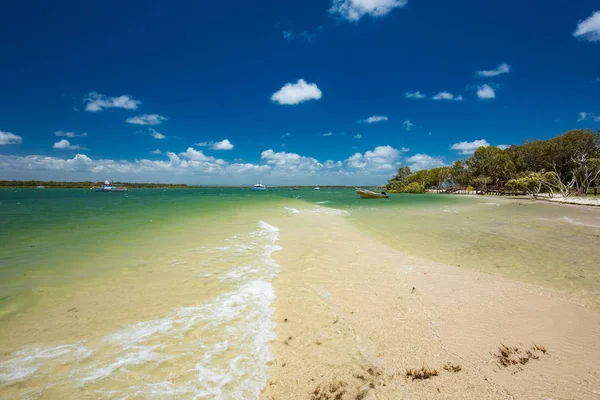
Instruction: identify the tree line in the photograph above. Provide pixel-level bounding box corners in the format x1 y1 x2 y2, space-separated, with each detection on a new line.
384 129 600 197
0 181 197 189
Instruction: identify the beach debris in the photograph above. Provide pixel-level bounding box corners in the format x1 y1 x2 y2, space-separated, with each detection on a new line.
411 287 415 293
311 366 384 400
492 343 548 370
284 318 288 322
442 363 462 372
405 366 439 380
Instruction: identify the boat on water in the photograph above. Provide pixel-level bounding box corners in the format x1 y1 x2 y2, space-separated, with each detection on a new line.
356 188 388 199
252 183 266 191
92 180 128 192
314 186 321 190
36 185 45 189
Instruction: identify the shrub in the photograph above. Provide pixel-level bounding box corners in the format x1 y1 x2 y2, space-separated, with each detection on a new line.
400 182 426 194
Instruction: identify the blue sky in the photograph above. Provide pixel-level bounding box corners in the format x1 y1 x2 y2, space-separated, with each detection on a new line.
1 0 599 185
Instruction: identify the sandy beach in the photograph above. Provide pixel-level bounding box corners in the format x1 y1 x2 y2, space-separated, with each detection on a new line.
262 207 600 400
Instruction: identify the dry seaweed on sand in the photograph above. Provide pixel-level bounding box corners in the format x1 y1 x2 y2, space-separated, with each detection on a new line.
405 366 439 380
492 343 548 369
442 363 462 372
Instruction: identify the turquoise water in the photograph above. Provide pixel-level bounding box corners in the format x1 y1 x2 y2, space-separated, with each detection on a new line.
1 188 600 398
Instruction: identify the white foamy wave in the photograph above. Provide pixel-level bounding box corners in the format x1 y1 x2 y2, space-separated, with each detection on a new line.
315 201 331 205
0 221 282 399
0 344 91 383
483 202 500 207
562 216 600 228
283 207 300 214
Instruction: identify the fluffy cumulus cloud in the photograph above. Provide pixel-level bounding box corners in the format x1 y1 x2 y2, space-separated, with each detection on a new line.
0 145 429 185
354 133 362 139
261 149 324 175
573 11 600 42
360 115 388 124
405 91 426 99
329 0 407 22
271 79 322 105
126 114 168 125
432 92 463 101
450 139 490 155
0 130 23 145
497 144 510 150
55 130 87 138
53 139 81 150
149 129 166 139
405 154 446 171
211 139 234 150
84 92 141 112
475 63 511 78
196 139 234 150
477 84 496 99
345 145 403 171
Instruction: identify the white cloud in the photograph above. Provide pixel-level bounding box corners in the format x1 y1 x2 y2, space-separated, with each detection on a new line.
211 139 234 150
55 130 88 138
281 133 291 138
405 91 426 99
0 130 23 145
283 31 294 40
179 147 223 164
475 63 511 78
53 139 81 150
497 144 510 150
577 112 589 122
405 154 446 171
195 139 234 150
450 139 490 155
84 92 141 112
477 84 496 99
432 92 463 101
149 129 166 139
360 115 388 124
573 11 600 42
261 149 323 175
402 120 414 130
329 0 407 22
126 114 168 125
354 134 362 139
595 116 600 122
345 145 401 171
323 132 333 137
400 147 410 152
271 79 322 105
150 149 162 154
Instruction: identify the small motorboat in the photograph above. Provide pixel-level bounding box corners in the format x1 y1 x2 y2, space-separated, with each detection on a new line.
356 189 388 199
252 183 266 191
314 186 321 190
36 185 45 189
93 180 128 192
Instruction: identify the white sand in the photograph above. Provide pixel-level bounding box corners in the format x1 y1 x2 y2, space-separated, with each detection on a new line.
262 210 600 400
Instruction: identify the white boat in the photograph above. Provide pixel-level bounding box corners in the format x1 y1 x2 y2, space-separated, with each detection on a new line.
36 185 45 189
314 186 321 190
93 180 128 192
252 183 266 191
356 188 388 199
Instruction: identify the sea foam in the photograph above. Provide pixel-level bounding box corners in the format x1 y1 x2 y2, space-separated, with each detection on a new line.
0 221 282 399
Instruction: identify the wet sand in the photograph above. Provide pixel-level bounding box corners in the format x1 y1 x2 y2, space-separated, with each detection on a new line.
263 209 600 399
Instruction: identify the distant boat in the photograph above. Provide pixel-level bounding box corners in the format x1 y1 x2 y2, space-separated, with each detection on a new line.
36 185 45 189
92 180 127 192
356 188 388 199
252 183 266 191
292 187 299 190
314 186 321 190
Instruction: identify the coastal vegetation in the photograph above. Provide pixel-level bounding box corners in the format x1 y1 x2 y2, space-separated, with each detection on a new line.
385 129 600 197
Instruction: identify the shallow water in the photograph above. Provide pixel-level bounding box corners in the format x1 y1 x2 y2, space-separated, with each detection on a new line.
1 188 599 398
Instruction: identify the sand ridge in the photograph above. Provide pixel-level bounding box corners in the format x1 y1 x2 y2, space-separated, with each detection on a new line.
262 209 600 399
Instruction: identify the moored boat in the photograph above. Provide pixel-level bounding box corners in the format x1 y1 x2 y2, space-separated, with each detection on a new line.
252 183 266 191
356 188 388 199
314 186 320 190
92 180 128 192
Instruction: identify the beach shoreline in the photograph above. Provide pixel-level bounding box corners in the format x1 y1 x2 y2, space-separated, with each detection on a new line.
262 208 600 400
